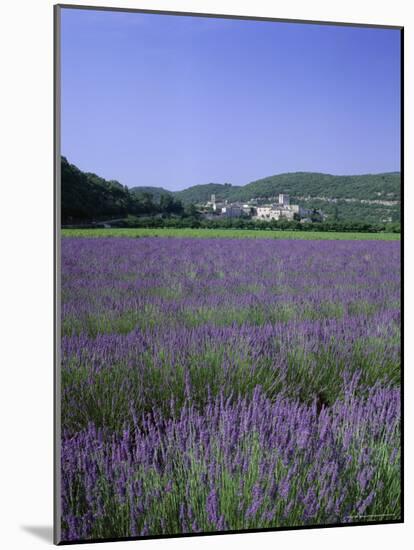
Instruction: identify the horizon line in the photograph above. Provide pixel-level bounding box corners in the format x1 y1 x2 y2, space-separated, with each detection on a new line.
62 156 400 192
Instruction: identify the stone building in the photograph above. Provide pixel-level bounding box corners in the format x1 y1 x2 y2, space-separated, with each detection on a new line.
255 194 303 221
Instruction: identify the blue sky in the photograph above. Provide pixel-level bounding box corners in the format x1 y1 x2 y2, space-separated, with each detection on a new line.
60 8 401 190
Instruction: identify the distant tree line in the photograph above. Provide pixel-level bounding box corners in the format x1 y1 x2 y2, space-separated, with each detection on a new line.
109 215 400 234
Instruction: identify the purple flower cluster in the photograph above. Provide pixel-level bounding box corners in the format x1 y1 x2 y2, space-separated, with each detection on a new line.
61 384 400 539
60 237 401 541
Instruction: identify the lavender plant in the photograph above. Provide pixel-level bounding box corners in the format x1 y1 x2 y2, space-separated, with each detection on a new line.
60 237 401 541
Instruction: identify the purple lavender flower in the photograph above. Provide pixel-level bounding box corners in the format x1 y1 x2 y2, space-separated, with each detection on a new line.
206 487 219 526
60 237 401 540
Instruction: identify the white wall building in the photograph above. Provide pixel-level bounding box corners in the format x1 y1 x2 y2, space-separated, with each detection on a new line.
221 205 243 217
255 201 301 221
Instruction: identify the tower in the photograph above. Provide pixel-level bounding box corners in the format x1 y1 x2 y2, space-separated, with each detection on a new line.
279 194 289 206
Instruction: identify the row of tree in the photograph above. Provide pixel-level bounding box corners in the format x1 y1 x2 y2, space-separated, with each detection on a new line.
109 215 400 234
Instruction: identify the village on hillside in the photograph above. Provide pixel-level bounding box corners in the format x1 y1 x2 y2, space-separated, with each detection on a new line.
202 193 325 223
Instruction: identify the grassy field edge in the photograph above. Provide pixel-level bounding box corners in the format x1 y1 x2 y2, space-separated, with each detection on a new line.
61 227 400 241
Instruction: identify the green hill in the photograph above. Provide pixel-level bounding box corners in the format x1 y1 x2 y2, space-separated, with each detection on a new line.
175 172 400 203
175 183 241 204
61 157 131 223
232 171 400 201
61 157 401 224
129 186 172 202
175 172 401 223
61 157 182 224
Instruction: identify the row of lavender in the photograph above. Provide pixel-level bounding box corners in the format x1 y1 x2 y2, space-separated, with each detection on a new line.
61 237 401 541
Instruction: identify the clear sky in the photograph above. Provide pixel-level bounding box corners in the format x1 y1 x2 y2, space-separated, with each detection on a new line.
60 8 401 190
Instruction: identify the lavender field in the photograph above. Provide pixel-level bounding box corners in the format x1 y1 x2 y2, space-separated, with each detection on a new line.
60 237 401 541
